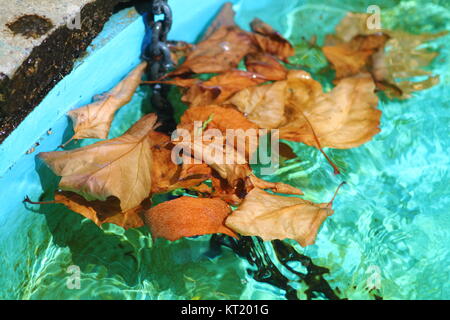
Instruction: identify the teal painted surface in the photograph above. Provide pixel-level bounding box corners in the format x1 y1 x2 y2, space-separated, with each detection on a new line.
0 0 449 299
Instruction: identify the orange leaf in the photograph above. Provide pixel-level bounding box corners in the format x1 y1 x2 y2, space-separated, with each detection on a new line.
25 191 148 229
144 196 237 241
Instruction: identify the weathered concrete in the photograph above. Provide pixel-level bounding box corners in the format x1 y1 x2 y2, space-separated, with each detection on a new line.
0 0 131 143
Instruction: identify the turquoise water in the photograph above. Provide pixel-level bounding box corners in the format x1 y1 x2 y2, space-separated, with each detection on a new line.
1 0 449 299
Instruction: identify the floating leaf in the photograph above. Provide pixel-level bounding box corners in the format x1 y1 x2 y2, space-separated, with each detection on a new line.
225 188 333 247
144 196 237 241
65 62 147 143
40 114 158 211
170 26 254 76
228 80 287 129
326 12 447 98
281 71 381 149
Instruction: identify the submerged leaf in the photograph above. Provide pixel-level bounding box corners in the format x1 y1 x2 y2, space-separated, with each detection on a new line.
225 188 333 247
66 62 147 142
326 12 447 98
323 34 389 79
56 191 147 229
372 30 446 99
250 18 295 62
144 196 237 241
39 114 158 211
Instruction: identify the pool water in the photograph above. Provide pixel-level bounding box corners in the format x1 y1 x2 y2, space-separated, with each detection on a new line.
1 0 449 300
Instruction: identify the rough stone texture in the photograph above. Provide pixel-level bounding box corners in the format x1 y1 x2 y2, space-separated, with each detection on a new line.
0 0 129 143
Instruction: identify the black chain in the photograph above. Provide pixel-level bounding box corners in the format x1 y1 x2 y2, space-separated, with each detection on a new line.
142 0 176 133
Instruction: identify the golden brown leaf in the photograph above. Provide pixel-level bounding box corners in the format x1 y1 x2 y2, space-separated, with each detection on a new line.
231 70 381 149
144 196 237 241
281 71 381 149
39 114 158 211
250 18 295 62
66 62 147 142
225 188 333 247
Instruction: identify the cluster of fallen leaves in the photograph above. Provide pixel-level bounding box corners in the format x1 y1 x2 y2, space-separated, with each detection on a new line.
27 4 445 247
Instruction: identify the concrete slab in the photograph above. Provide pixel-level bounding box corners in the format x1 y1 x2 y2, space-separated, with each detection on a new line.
0 0 129 143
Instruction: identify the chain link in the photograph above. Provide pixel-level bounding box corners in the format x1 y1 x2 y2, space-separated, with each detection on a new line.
143 0 176 133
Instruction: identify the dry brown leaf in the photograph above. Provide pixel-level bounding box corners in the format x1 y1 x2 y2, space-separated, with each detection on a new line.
168 41 195 66
176 105 302 200
231 70 380 149
39 114 158 211
150 131 212 194
245 52 288 81
250 18 295 62
228 80 287 129
281 71 381 149
225 188 333 247
169 26 254 76
66 62 147 143
144 196 237 241
202 2 236 41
